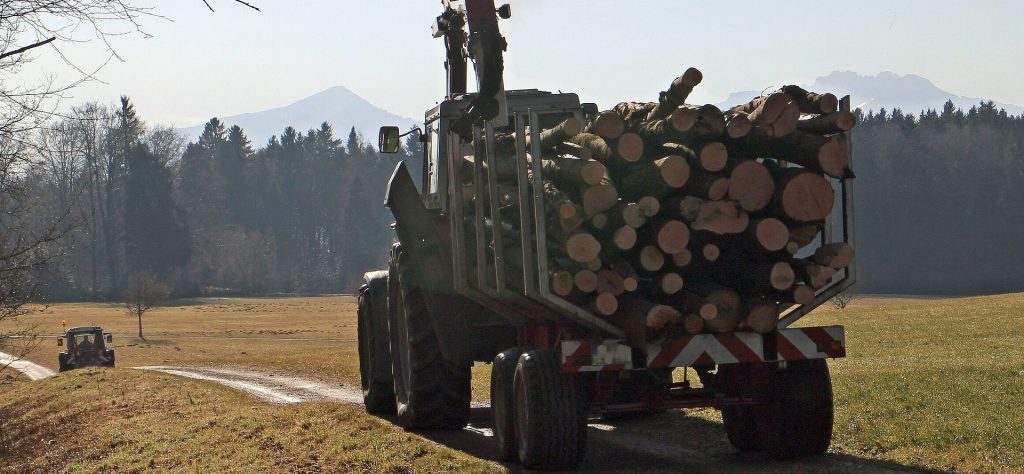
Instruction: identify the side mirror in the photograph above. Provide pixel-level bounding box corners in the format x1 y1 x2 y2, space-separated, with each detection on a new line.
379 126 401 154
497 4 511 19
106 334 112 343
57 338 63 347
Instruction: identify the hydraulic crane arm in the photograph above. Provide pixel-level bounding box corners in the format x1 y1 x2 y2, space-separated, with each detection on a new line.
433 0 509 138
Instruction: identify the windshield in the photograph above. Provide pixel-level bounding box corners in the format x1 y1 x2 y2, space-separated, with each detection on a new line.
72 333 102 350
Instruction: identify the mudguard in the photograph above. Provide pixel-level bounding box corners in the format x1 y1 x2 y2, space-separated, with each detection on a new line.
385 161 475 366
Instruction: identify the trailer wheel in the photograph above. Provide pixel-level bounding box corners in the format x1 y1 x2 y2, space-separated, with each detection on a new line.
759 359 834 458
513 349 586 470
491 347 525 461
357 276 396 414
388 247 471 430
717 364 761 452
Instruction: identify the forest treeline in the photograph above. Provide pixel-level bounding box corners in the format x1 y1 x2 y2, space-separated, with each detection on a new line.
21 97 1024 299
30 97 418 299
853 100 1024 294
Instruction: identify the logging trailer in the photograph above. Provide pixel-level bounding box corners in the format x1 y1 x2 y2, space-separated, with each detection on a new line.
358 1 855 469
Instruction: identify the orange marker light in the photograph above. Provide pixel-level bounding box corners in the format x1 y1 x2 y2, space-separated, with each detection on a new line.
61 319 67 328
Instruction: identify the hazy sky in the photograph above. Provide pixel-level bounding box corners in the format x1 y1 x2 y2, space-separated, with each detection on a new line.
25 0 1023 126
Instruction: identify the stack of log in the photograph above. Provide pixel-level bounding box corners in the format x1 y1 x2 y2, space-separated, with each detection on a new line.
532 67 855 345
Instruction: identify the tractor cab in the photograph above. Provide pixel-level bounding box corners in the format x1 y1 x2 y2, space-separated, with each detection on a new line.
58 326 114 372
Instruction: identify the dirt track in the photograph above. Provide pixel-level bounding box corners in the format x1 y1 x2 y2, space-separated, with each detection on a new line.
139 365 924 473
0 351 55 380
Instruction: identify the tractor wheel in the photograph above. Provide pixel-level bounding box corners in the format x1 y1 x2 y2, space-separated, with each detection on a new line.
757 359 834 458
490 347 525 461
58 353 68 372
388 247 470 430
357 274 396 414
104 350 116 368
513 349 586 470
718 364 761 452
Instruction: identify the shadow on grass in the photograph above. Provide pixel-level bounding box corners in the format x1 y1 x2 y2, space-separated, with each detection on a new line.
381 408 943 473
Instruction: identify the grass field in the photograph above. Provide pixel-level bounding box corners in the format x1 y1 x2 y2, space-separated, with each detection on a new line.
2 293 1023 472
0 368 497 473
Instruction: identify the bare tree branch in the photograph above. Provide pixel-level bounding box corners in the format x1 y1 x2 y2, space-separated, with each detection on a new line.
0 36 55 61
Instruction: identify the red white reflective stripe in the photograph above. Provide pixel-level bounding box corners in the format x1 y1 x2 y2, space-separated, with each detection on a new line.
776 326 846 360
560 326 845 372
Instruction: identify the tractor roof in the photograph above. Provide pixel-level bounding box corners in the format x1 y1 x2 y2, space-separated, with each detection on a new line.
67 326 104 334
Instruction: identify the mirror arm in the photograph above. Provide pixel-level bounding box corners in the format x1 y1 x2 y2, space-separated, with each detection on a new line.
399 126 424 139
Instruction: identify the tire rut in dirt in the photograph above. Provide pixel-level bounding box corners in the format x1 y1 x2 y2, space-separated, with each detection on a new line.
389 247 471 430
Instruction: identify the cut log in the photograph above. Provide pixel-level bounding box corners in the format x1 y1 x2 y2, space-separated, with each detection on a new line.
605 202 647 229
667 195 704 222
609 225 638 252
728 159 775 212
638 245 666 272
682 313 705 334
797 111 857 135
775 284 815 305
646 67 703 121
730 92 791 127
592 111 625 140
637 196 661 218
690 200 749 235
591 291 619 317
701 243 721 262
773 168 835 223
564 231 602 263
614 132 645 163
813 242 854 269
671 249 693 268
585 258 603 272
650 219 691 255
731 130 851 179
618 154 690 199
573 269 599 293
781 85 839 114
725 111 753 138
667 292 718 321
597 268 627 296
793 258 837 289
541 157 608 188
698 142 728 172
747 218 790 252
526 117 582 150
659 272 685 295
551 270 575 297
608 257 640 292
590 213 608 230
701 287 742 333
744 297 779 334
670 104 701 132
570 133 635 171
682 168 730 201
788 223 822 249
555 141 593 160
771 101 801 137
542 181 585 232
613 101 657 130
581 183 619 218
646 304 683 331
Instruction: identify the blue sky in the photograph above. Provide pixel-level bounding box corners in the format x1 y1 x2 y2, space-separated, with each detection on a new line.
28 0 1023 126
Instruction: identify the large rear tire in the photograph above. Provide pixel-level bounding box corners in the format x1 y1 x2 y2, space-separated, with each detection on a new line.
388 247 471 430
58 353 68 372
358 275 396 415
513 349 586 470
491 347 525 461
758 359 834 458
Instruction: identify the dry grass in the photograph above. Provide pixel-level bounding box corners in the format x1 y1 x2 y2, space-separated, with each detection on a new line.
5 293 1024 472
0 368 499 473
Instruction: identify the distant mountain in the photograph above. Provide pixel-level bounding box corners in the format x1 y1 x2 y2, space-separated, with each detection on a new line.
179 86 417 145
715 71 1023 116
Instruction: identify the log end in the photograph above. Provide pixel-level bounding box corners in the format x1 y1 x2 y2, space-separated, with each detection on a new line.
699 142 729 172
616 132 645 162
574 269 599 293
637 196 661 218
778 172 835 222
660 155 692 188
671 249 693 268
770 261 796 291
657 220 691 255
593 111 624 140
754 218 790 252
661 273 685 295
613 226 638 251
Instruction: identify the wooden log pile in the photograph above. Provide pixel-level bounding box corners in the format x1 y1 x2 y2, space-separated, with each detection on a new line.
492 67 855 342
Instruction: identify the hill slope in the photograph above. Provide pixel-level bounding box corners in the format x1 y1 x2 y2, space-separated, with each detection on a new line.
716 71 1023 115
179 86 417 144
